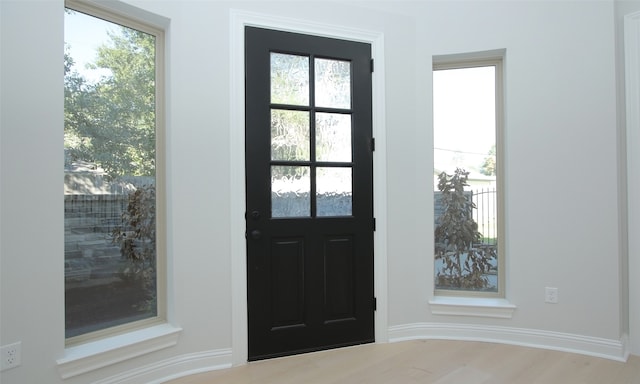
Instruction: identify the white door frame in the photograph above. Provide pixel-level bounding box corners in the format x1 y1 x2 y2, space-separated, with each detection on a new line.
229 9 388 365
625 10 640 356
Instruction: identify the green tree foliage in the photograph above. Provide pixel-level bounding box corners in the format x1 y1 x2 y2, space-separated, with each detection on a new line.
64 22 156 178
480 145 496 176
434 168 496 290
65 45 97 167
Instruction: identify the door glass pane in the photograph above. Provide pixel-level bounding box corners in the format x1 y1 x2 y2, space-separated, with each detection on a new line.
317 167 352 216
271 109 310 161
315 58 350 109
272 166 310 217
271 53 309 106
316 113 351 162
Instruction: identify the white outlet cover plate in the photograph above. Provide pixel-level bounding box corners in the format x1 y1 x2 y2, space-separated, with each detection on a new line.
545 287 558 303
1 342 22 371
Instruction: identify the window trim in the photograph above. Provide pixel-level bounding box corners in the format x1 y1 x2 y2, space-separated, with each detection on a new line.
64 0 167 347
432 50 506 299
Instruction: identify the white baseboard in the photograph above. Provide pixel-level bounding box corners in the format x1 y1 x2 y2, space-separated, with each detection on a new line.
93 348 232 384
388 323 628 362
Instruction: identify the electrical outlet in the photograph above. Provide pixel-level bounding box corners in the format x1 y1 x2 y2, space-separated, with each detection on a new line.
545 287 558 304
1 342 22 371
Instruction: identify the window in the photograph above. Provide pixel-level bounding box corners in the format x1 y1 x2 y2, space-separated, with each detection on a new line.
433 52 504 297
64 1 165 343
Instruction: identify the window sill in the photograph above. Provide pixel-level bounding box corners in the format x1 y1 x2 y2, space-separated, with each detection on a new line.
57 323 183 379
429 296 516 319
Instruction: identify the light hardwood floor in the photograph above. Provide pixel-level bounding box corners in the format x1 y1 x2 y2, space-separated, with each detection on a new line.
168 340 640 384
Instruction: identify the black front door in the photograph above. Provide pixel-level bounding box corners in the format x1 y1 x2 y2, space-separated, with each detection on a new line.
245 27 375 361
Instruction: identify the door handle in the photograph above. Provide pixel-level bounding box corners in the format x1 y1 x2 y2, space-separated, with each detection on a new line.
250 229 262 240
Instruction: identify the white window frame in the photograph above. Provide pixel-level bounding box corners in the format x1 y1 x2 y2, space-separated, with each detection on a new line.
432 50 506 301
63 0 167 347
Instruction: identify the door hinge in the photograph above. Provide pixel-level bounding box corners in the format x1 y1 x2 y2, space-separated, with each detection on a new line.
371 137 375 151
370 58 374 73
373 297 377 311
373 217 376 231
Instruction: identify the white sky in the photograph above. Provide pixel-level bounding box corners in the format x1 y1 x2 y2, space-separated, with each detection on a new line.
433 66 496 174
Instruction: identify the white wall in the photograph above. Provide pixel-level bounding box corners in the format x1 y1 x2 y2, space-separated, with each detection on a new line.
617 0 640 357
1 2 65 383
404 0 621 336
0 1 628 383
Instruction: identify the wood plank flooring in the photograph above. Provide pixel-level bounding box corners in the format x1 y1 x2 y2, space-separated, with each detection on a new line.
167 340 640 384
